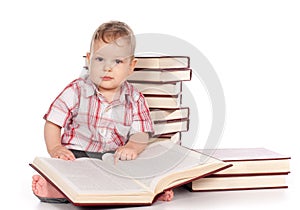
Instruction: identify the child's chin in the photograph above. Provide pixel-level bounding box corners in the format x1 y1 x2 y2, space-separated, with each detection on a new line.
99 84 118 91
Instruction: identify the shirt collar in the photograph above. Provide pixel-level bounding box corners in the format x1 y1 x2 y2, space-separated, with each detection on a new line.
82 75 131 104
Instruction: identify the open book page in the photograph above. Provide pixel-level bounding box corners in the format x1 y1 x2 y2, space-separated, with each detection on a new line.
101 141 214 191
34 157 149 195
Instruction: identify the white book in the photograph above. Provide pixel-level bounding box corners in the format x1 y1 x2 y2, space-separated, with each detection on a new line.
127 69 192 83
150 107 189 122
131 82 182 96
153 119 189 136
135 56 190 69
149 132 181 144
145 94 182 109
187 174 289 192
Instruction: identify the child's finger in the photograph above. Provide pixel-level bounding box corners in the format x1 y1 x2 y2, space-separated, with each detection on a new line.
114 149 121 164
65 150 76 160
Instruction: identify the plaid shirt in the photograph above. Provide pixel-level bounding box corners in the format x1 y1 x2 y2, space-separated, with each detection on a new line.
44 75 154 152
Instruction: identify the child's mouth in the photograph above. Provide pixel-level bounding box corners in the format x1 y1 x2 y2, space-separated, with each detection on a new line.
101 76 113 81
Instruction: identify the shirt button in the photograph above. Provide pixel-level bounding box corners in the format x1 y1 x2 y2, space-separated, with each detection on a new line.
100 128 106 135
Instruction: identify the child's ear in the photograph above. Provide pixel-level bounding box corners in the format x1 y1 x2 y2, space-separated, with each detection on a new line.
129 58 137 74
85 52 91 71
86 52 91 64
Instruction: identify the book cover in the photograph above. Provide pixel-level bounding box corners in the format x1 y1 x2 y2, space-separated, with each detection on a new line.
153 118 189 136
145 94 182 109
186 148 291 192
150 107 189 123
195 148 291 175
135 56 190 69
149 132 182 144
186 173 289 192
130 81 182 96
127 68 192 83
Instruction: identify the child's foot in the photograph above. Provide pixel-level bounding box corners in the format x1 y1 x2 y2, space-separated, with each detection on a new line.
32 175 65 199
157 189 174 201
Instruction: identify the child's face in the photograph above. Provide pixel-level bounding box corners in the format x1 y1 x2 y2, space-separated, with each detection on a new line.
87 37 136 93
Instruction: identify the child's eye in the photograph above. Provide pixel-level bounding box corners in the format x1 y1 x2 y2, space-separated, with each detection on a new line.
115 59 123 64
95 57 103 62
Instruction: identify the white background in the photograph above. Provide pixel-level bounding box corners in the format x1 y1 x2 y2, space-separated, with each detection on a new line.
0 0 299 209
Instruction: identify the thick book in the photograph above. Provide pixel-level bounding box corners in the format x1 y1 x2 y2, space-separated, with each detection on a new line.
130 81 182 96
135 56 190 69
186 147 291 192
145 94 182 109
186 173 289 192
127 68 192 83
82 56 190 70
30 141 231 206
195 148 291 175
153 118 189 136
149 132 181 144
150 107 189 123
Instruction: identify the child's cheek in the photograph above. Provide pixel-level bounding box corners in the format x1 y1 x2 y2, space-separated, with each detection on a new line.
89 63 106 85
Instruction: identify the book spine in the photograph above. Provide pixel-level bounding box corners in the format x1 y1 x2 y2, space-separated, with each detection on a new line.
187 186 288 192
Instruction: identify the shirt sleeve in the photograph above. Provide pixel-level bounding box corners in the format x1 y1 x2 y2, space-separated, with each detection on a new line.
43 81 80 128
129 92 154 137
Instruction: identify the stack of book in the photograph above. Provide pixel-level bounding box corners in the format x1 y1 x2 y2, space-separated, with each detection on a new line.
186 147 291 192
127 56 192 144
82 55 192 144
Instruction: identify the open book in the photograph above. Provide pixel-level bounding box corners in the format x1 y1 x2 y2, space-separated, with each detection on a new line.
30 141 231 206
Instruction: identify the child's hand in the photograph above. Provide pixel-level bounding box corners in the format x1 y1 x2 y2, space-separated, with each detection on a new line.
49 145 75 160
114 146 138 164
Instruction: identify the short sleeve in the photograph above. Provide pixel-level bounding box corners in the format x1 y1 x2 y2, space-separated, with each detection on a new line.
129 92 154 137
44 82 80 127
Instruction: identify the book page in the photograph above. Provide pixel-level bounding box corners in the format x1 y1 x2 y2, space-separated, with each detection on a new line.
101 141 211 190
36 157 149 195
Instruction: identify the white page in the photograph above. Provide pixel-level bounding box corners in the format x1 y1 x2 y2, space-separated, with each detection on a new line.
38 158 148 194
101 141 212 190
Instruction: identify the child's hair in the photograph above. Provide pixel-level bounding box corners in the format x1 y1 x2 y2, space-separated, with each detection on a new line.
90 20 136 56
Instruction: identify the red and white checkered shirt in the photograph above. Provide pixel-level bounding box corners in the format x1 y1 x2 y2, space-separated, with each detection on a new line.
44 75 154 152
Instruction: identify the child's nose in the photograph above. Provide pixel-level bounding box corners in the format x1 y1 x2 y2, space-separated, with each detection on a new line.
104 60 118 71
104 62 113 71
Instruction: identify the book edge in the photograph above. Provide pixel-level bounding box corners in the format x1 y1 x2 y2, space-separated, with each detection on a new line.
151 162 233 203
186 185 288 192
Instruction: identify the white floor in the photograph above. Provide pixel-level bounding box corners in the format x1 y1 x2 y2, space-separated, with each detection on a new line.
17 184 297 210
